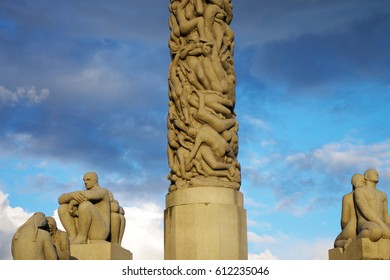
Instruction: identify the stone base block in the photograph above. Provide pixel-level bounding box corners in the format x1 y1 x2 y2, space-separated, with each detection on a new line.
70 241 133 260
329 238 390 260
164 187 248 260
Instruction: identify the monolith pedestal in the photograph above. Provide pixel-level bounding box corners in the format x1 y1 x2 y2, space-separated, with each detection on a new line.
164 187 247 260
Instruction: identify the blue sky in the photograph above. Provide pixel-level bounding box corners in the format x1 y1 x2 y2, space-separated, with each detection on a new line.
1 0 390 260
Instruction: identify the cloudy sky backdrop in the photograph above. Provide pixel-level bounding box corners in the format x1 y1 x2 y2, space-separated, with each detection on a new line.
1 0 390 259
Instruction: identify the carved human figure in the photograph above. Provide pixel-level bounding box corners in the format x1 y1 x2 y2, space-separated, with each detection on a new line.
185 124 236 181
188 89 232 117
334 174 364 248
170 130 194 181
203 0 227 42
174 0 207 42
167 0 240 191
179 45 211 91
169 52 187 119
168 1 181 55
179 41 229 94
11 212 57 260
354 168 390 241
108 191 126 245
190 88 235 133
203 41 229 94
58 172 111 245
46 217 70 260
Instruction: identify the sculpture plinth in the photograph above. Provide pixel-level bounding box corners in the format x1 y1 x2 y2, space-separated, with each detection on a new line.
70 241 132 260
164 187 247 260
329 238 390 260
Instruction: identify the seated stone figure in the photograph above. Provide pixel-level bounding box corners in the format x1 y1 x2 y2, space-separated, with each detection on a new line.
334 174 364 248
11 212 57 260
58 172 111 245
354 168 390 241
47 217 70 260
334 169 390 249
108 190 126 245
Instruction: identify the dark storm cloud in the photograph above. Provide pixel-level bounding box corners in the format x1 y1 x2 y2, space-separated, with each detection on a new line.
250 12 390 91
230 1 390 215
0 93 167 173
1 0 390 203
230 0 390 98
0 0 169 42
0 0 171 195
233 0 390 46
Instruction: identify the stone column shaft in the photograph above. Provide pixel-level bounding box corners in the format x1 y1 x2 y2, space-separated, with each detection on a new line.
165 0 247 260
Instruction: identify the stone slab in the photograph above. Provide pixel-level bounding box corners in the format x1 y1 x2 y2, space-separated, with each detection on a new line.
70 241 132 260
164 187 248 260
329 238 390 260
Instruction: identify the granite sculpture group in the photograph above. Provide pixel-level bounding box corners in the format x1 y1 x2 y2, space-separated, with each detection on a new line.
329 169 390 259
12 212 67 260
11 172 131 260
9 0 390 261
12 168 390 260
167 0 240 192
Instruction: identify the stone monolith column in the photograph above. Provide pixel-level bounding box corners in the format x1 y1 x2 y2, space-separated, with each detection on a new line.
164 0 248 260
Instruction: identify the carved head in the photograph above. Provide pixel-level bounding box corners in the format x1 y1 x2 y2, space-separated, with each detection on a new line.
208 0 224 8
83 172 98 189
46 217 57 235
33 212 48 229
169 2 178 14
364 168 379 184
351 173 365 190
14 212 48 242
202 42 213 56
187 127 198 138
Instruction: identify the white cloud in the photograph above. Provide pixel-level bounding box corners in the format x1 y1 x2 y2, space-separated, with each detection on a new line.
119 202 164 260
249 232 333 260
249 250 278 260
0 85 50 107
260 139 277 147
248 231 277 244
247 219 272 231
0 190 32 260
287 140 390 180
276 238 333 260
245 198 269 210
275 194 318 217
243 115 270 130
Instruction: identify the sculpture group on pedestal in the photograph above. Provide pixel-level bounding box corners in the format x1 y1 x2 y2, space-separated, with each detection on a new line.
58 172 126 246
11 212 70 260
167 0 241 192
11 172 128 260
334 168 390 250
